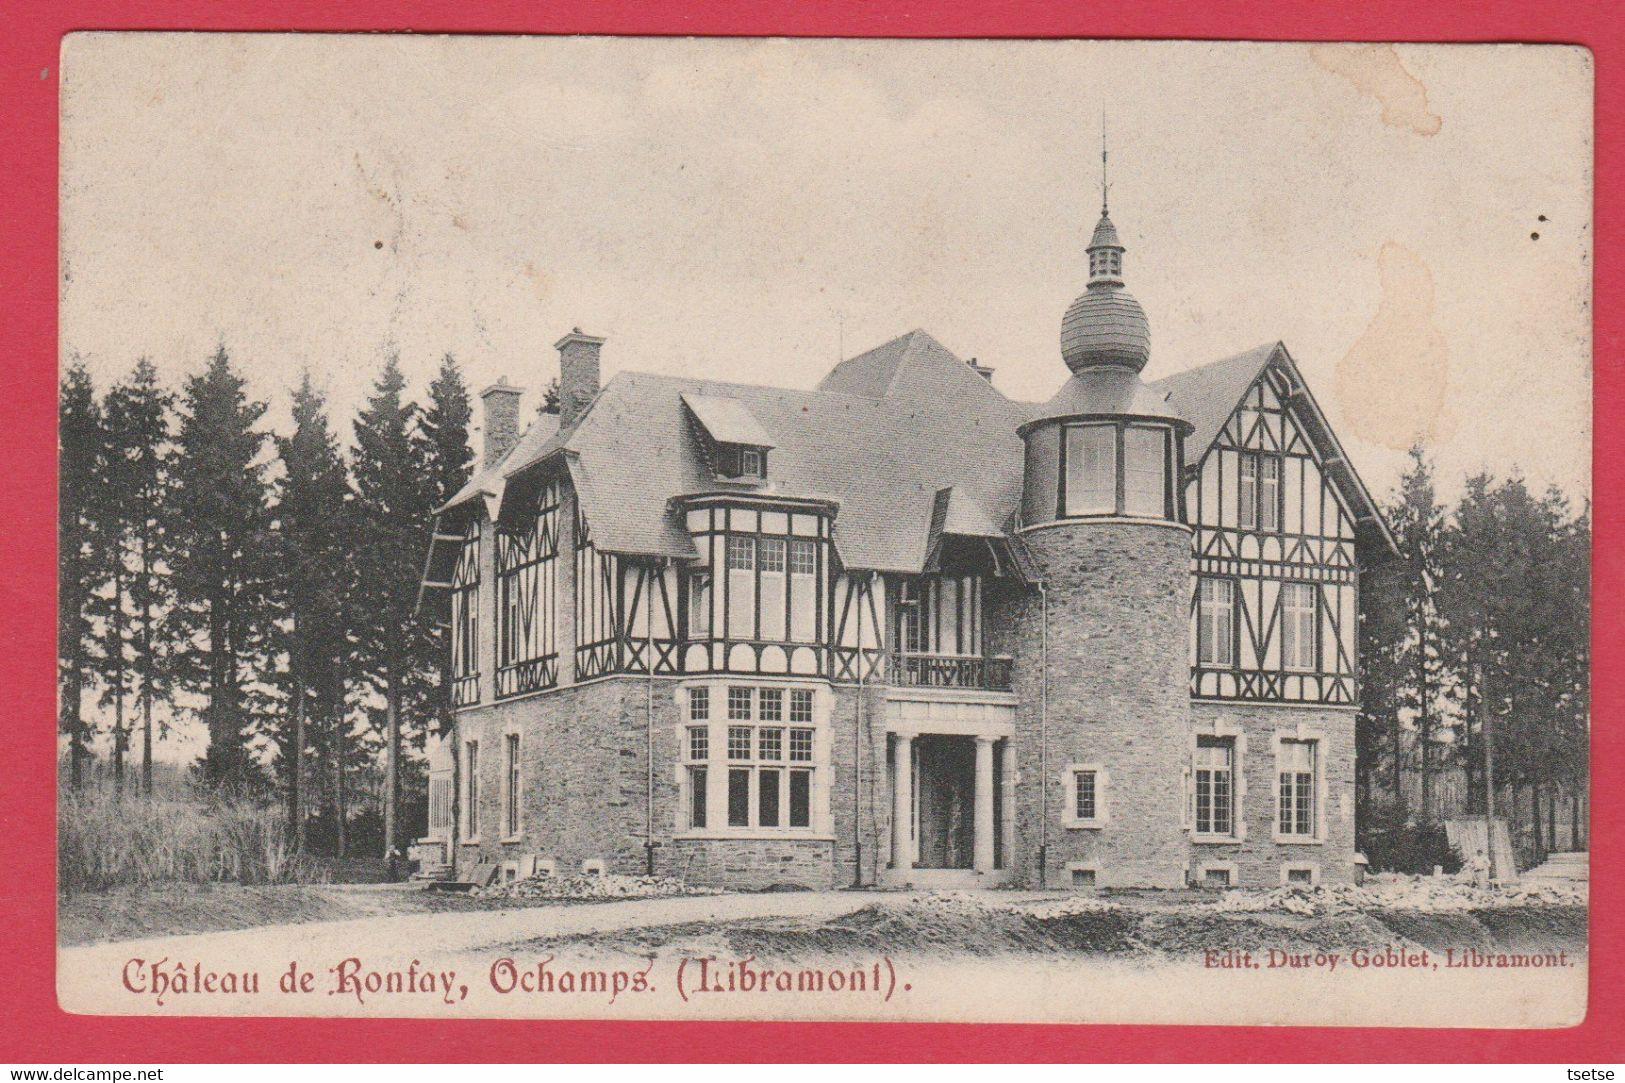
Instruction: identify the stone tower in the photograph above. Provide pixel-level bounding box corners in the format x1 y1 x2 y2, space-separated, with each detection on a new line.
1008 175 1195 888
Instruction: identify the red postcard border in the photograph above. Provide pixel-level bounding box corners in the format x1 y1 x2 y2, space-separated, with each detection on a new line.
2 0 1619 1063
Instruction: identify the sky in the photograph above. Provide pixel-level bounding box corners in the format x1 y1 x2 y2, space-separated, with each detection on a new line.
61 35 1592 510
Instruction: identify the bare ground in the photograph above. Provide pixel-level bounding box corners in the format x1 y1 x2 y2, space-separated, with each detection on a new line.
497 890 1587 962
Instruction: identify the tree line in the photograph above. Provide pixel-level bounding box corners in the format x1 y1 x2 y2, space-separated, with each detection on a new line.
59 346 477 861
1357 445 1590 860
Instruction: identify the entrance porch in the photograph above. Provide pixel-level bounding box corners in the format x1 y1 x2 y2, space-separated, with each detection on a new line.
881 691 1016 888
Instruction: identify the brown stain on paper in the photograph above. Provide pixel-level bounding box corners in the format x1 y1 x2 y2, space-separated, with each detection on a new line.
1310 44 1442 137
1336 242 1453 449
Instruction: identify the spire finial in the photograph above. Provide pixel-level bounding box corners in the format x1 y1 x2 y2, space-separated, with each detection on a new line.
1101 107 1110 216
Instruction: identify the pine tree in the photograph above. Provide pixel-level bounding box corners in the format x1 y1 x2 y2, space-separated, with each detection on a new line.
111 360 179 796
1388 444 1451 822
422 354 475 507
92 381 135 793
538 377 560 416
169 345 273 789
352 352 437 865
272 372 355 847
1437 473 1508 823
59 362 104 788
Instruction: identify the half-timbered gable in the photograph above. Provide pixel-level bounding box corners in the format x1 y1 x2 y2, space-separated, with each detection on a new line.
1184 362 1359 704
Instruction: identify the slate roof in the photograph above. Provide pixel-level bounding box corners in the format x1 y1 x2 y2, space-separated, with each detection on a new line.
430 330 1394 582
1149 342 1279 466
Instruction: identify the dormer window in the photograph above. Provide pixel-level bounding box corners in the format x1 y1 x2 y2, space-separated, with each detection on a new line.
717 444 768 481
682 392 776 485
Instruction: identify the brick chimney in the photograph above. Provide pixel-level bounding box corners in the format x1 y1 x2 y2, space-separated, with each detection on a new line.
554 328 605 429
479 378 523 467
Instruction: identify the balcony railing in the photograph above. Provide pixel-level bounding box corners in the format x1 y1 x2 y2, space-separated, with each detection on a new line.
892 653 1013 691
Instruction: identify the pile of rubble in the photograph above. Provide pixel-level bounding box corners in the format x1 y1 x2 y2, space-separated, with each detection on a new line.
1207 875 1586 917
470 873 719 901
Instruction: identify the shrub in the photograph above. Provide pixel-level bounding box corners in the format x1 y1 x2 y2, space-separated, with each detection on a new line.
1363 821 1463 875
58 780 326 895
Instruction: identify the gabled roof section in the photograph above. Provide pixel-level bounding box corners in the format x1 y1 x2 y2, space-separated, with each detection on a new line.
1151 341 1398 560
931 485 1004 540
816 329 1008 406
680 393 777 449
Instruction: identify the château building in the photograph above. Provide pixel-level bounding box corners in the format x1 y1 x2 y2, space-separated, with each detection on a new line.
416 196 1396 890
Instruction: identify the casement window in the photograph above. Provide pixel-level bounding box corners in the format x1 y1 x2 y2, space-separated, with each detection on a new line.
1122 426 1168 518
1280 582 1318 672
892 575 983 657
503 733 521 838
717 445 768 480
788 539 818 642
450 521 480 705
1278 739 1318 837
687 572 712 638
462 740 480 839
1074 769 1098 821
758 538 787 641
1240 452 1281 532
1063 764 1106 827
682 684 819 833
428 775 453 836
1064 424 1117 516
788 689 814 724
688 686 710 721
1194 736 1235 837
685 726 708 829
1197 577 1236 667
1059 421 1176 520
725 536 756 640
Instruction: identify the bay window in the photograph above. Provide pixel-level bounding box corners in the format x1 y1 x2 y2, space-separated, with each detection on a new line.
681 683 821 834
683 502 831 648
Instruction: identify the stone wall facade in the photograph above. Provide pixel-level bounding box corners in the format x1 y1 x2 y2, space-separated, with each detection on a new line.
1003 520 1195 889
451 675 888 890
1188 701 1360 886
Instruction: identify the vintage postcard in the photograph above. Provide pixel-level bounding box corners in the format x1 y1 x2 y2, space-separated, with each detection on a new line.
56 33 1592 1028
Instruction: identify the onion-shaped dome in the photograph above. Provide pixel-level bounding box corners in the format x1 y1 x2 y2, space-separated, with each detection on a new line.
1061 288 1150 374
1059 209 1150 374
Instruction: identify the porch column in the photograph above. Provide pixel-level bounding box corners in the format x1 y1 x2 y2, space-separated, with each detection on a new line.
999 739 1016 871
974 735 996 873
891 734 914 871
